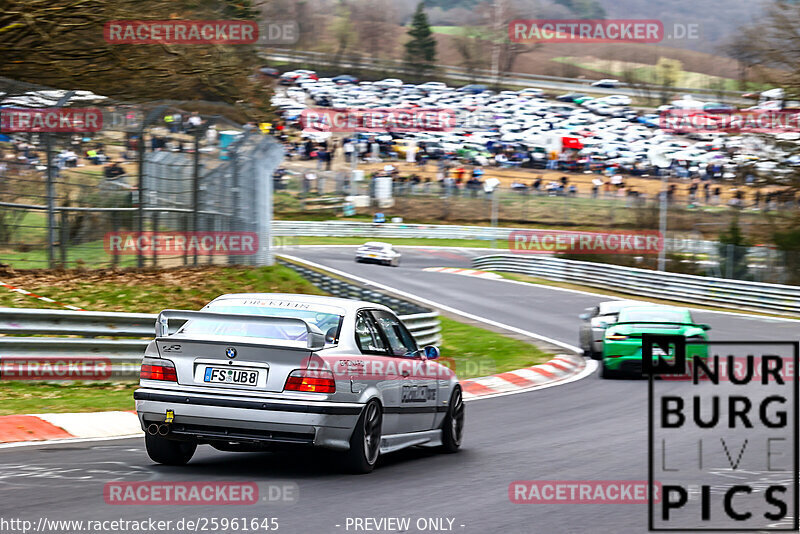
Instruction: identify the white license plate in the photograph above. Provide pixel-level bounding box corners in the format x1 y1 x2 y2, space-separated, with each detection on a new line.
204 367 259 385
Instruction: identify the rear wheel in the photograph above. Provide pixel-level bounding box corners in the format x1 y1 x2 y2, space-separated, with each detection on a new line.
440 387 464 453
145 434 196 465
600 359 619 379
344 400 382 474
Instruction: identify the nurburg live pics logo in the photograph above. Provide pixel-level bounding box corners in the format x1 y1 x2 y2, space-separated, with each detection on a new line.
644 335 799 531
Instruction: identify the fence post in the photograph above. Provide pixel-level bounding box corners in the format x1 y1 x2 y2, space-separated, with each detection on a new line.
138 105 169 268
136 128 146 268
111 210 119 269
192 128 200 266
45 133 55 268
46 91 75 268
151 209 159 268
229 140 240 266
59 209 68 267
182 211 188 266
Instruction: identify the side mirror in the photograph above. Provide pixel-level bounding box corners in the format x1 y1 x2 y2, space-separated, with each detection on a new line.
699 324 711 331
579 313 591 321
423 346 440 360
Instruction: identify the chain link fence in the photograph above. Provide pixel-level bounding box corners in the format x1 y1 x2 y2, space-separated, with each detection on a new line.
0 79 283 269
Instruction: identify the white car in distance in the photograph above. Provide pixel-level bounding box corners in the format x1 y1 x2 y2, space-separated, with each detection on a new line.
355 242 401 267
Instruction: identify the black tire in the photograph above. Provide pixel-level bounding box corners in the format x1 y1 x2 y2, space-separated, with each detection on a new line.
440 387 464 453
591 350 603 361
344 400 382 474
145 434 196 465
600 359 619 379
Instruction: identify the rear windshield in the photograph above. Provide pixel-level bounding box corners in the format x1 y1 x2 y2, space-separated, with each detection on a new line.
617 309 688 325
177 300 344 344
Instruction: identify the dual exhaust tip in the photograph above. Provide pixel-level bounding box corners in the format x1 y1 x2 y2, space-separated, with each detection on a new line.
147 423 171 436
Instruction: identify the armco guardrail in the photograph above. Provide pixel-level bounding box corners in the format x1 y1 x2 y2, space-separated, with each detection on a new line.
0 303 441 380
273 220 738 256
472 254 800 316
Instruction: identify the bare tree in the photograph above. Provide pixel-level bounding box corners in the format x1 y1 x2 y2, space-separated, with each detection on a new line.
351 0 396 59
1 0 273 120
453 27 490 81
728 1 800 99
477 0 541 88
330 0 357 63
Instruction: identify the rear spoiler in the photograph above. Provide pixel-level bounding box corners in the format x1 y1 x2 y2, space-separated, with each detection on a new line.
612 321 710 331
155 309 326 350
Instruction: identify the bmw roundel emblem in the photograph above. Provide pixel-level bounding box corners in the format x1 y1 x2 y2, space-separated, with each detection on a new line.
226 347 237 359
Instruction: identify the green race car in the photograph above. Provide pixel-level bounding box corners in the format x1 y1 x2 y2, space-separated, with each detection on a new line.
600 306 710 379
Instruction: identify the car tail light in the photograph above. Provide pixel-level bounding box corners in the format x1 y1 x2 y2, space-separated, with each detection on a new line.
140 358 177 382
285 369 335 393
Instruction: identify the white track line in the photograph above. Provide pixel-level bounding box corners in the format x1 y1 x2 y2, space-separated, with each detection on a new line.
0 433 143 450
281 253 582 354
288 246 800 323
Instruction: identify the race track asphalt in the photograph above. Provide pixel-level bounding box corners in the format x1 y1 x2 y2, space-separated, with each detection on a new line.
1 246 796 534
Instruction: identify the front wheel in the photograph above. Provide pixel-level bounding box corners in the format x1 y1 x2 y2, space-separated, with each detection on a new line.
344 400 382 474
145 434 196 465
440 387 464 453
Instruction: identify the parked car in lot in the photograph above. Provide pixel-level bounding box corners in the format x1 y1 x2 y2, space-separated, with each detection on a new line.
332 74 359 85
556 92 585 102
279 70 318 84
600 306 710 379
375 78 404 88
519 87 545 98
418 81 448 92
578 300 643 358
136 294 463 473
258 66 281 78
355 242 401 267
457 84 488 94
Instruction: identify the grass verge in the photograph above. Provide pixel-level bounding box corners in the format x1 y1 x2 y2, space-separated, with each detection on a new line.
0 382 138 416
438 317 552 379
